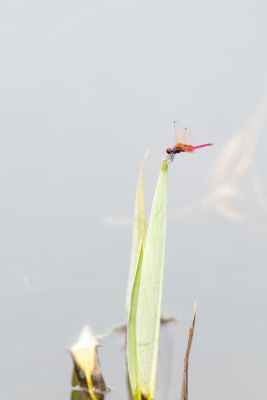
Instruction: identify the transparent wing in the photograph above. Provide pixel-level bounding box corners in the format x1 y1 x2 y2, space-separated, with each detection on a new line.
182 127 195 146
174 120 185 144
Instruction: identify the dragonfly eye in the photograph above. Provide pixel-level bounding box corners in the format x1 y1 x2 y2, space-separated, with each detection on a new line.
166 148 172 154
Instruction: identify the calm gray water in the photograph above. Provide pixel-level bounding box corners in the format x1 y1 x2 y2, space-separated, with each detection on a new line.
1 1 267 399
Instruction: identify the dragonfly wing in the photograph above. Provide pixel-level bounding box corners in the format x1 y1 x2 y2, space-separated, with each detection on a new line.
182 127 195 146
174 120 185 143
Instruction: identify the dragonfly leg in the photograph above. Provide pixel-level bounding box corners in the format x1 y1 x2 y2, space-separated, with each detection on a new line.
164 152 174 165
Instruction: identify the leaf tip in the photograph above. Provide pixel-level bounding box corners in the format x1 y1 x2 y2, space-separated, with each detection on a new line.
161 160 168 172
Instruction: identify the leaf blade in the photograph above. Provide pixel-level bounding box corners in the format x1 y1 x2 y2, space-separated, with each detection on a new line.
136 161 168 399
126 151 149 319
127 239 145 400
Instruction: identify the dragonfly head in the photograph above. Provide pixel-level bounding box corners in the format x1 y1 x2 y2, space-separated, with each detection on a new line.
166 148 172 154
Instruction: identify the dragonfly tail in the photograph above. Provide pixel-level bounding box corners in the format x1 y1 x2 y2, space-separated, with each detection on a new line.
183 143 213 151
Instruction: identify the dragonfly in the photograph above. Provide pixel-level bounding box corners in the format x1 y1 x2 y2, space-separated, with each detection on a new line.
165 121 213 164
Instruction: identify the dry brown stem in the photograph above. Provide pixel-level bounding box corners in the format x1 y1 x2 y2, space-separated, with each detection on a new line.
180 298 197 400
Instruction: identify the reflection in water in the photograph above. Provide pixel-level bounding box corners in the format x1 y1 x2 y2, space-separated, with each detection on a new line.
171 89 267 229
156 322 176 400
102 89 267 230
71 389 104 400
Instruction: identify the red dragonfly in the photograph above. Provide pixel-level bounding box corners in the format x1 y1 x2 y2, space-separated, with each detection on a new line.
165 121 213 164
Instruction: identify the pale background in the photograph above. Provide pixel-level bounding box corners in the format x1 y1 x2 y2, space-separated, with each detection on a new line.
1 1 267 399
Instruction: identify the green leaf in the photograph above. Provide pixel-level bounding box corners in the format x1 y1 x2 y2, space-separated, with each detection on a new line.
127 239 145 400
126 151 149 319
136 161 168 399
